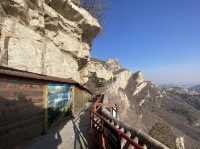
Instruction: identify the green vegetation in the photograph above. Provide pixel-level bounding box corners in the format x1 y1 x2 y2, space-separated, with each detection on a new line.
149 122 177 149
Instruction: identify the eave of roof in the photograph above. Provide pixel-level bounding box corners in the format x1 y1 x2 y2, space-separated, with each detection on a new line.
0 66 92 95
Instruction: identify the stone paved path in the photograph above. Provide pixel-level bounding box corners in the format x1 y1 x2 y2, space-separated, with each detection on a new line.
25 103 96 149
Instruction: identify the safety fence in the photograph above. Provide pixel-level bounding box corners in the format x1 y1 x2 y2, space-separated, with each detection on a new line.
90 97 169 149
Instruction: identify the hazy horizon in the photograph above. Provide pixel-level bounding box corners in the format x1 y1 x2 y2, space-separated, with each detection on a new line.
142 62 200 85
92 57 200 86
92 0 200 85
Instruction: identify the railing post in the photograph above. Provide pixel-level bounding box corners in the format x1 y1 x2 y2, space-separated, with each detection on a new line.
101 133 106 149
90 111 93 129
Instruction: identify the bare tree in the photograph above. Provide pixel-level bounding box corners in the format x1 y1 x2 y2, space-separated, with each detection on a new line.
80 0 107 23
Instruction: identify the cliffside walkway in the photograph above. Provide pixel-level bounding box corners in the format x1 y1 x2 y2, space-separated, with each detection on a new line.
91 96 170 149
26 103 96 149
25 97 169 149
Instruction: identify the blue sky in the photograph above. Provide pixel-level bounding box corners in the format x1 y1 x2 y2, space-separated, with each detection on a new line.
91 0 200 85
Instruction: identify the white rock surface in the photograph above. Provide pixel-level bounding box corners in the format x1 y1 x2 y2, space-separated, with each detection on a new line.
0 0 100 83
135 71 145 85
106 70 132 95
106 59 121 72
132 82 148 96
80 59 114 84
103 69 132 118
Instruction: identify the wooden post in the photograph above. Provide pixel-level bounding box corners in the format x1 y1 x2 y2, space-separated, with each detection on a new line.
72 85 75 116
43 84 48 133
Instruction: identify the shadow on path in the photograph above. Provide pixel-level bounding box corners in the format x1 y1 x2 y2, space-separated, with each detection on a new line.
72 102 99 149
26 117 72 149
26 102 98 149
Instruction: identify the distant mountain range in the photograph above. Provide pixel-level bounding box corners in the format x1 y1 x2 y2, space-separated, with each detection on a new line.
125 80 200 149
160 83 198 89
189 85 200 94
160 84 200 95
84 58 200 149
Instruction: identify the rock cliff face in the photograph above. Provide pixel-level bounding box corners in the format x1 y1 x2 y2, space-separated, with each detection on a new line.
83 58 132 117
80 58 113 85
0 0 100 83
84 58 200 149
1 1 199 148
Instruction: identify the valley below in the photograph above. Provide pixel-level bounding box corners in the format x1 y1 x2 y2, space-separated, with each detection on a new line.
84 58 200 149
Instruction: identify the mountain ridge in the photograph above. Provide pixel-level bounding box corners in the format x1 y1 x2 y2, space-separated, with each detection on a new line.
84 58 200 149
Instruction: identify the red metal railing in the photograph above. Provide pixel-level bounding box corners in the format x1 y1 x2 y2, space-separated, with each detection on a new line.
90 97 144 149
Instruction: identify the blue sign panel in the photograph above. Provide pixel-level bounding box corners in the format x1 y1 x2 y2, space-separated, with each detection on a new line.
48 83 71 110
48 83 72 126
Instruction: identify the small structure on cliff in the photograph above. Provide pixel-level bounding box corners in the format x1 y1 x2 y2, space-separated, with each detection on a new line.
0 0 100 147
0 66 92 148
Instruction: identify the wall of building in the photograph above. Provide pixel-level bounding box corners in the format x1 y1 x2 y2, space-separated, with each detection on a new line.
0 72 92 148
73 86 92 117
0 76 45 148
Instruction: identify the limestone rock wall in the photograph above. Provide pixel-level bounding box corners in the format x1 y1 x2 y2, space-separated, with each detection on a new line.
82 58 132 117
81 58 191 148
0 0 100 83
80 58 114 85
106 59 121 72
103 69 132 118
